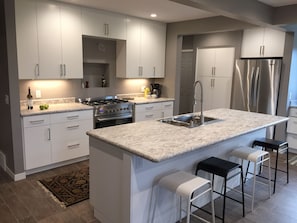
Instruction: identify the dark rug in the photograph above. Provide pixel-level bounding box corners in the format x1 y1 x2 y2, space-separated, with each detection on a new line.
38 167 89 208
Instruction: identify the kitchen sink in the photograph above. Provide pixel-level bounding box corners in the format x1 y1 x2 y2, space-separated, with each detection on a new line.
159 114 220 128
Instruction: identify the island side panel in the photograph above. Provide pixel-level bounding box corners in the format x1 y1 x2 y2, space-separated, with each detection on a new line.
89 128 265 223
89 137 132 223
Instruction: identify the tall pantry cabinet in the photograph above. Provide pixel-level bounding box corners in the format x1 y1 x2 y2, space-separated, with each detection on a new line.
195 47 235 111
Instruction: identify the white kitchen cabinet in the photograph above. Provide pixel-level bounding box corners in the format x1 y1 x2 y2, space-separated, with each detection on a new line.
22 110 92 171
51 111 92 163
82 7 126 40
287 107 297 153
116 17 166 78
23 115 51 170
195 47 234 111
241 28 286 58
134 101 173 122
15 0 83 79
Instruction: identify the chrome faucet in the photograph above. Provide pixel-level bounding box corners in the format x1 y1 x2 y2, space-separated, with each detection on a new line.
193 80 204 125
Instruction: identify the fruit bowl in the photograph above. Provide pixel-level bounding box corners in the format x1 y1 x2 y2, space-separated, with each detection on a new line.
39 104 49 110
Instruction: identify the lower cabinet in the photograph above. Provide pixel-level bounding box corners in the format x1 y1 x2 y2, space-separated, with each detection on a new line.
287 107 297 153
22 110 93 171
134 101 174 122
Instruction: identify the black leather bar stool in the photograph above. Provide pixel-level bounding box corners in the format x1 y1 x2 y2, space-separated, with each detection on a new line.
252 138 289 194
195 157 245 223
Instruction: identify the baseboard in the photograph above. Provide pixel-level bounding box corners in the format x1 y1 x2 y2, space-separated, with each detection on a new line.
6 167 26 181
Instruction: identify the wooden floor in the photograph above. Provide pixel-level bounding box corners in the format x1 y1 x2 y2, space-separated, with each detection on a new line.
0 152 297 223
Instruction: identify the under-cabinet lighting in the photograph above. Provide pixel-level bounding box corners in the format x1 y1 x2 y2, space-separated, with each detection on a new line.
150 13 157 18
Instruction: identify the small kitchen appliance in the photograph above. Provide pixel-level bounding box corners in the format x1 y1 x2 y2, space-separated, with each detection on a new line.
80 96 133 128
150 83 162 98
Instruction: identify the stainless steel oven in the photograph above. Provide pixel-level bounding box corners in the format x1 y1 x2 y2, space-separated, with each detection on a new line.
81 96 133 129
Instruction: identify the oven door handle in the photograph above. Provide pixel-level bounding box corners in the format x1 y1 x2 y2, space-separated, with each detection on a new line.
96 114 132 122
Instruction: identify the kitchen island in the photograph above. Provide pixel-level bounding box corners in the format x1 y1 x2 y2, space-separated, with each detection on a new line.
87 108 288 223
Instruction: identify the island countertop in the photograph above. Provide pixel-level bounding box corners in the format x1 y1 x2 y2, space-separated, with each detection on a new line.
87 108 288 162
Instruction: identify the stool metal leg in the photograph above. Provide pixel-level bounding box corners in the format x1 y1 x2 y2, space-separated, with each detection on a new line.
273 149 279 194
251 161 257 211
179 196 182 223
210 182 215 223
186 197 190 223
268 153 271 198
287 147 289 184
240 166 245 217
222 177 227 223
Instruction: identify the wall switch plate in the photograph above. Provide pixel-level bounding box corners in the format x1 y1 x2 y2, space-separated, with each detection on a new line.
36 90 41 98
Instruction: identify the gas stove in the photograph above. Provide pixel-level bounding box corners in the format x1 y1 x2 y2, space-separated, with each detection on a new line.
81 96 133 128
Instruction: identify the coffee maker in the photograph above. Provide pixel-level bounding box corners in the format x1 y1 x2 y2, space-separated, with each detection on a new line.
150 83 161 98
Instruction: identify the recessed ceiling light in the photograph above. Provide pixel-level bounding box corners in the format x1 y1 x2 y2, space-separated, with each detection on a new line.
150 13 157 18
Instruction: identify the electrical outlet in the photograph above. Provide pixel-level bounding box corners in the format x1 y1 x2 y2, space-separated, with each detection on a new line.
36 90 41 98
141 86 146 92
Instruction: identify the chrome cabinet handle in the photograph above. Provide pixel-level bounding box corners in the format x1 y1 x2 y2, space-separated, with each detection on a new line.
35 64 39 77
67 125 80 129
67 143 80 149
30 120 44 125
48 128 51 140
104 24 109 36
66 115 79 120
60 64 64 77
63 64 66 76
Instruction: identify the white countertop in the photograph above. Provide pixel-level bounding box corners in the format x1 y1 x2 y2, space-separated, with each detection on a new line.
87 108 288 162
20 103 93 116
127 97 174 104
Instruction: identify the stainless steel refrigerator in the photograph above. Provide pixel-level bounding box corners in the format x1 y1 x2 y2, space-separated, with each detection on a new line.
231 59 282 137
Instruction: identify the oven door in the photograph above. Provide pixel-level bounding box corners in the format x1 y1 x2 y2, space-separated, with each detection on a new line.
95 116 132 128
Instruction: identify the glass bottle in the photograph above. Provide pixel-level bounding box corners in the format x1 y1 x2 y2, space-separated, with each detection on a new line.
27 87 33 110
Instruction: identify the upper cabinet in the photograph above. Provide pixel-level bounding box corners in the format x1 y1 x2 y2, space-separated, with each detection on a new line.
241 28 286 58
81 8 126 40
15 0 83 79
116 17 166 78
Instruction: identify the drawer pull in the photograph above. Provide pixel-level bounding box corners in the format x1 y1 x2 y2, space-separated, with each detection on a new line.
48 128 51 140
67 125 80 129
145 106 154 110
145 114 154 118
29 120 45 125
164 104 172 107
67 115 79 120
67 143 80 149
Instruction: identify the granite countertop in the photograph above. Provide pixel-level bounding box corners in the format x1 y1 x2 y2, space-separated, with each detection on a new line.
87 108 288 163
20 103 93 117
127 97 175 104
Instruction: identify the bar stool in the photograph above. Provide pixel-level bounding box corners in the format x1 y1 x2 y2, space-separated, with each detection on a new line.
230 146 271 211
158 170 215 223
252 138 289 194
195 157 245 223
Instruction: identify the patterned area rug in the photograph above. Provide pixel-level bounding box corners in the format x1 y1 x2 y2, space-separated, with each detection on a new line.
38 167 89 208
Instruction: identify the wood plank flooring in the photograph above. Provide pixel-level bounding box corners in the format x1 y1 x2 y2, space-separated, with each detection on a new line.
0 151 297 223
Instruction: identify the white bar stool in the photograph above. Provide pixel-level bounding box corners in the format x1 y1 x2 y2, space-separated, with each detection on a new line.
230 146 271 211
159 170 215 223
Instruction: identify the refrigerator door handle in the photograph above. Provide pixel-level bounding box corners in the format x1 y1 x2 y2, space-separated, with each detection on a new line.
254 67 260 110
248 66 256 110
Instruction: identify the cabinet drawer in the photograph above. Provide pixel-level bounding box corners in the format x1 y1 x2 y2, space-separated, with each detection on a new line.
162 101 173 110
287 133 297 149
289 108 297 117
23 114 50 127
135 102 162 113
134 110 162 122
51 110 92 124
287 117 297 134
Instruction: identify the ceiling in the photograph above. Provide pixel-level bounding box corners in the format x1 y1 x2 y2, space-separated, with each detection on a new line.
57 0 297 23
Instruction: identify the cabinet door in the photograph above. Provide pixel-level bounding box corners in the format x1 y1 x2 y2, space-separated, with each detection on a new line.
37 1 62 79
195 48 216 78
60 4 83 79
15 0 39 79
23 115 51 170
241 28 264 58
141 20 166 78
263 28 285 57
82 8 126 40
126 17 142 78
215 48 235 77
212 77 232 109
